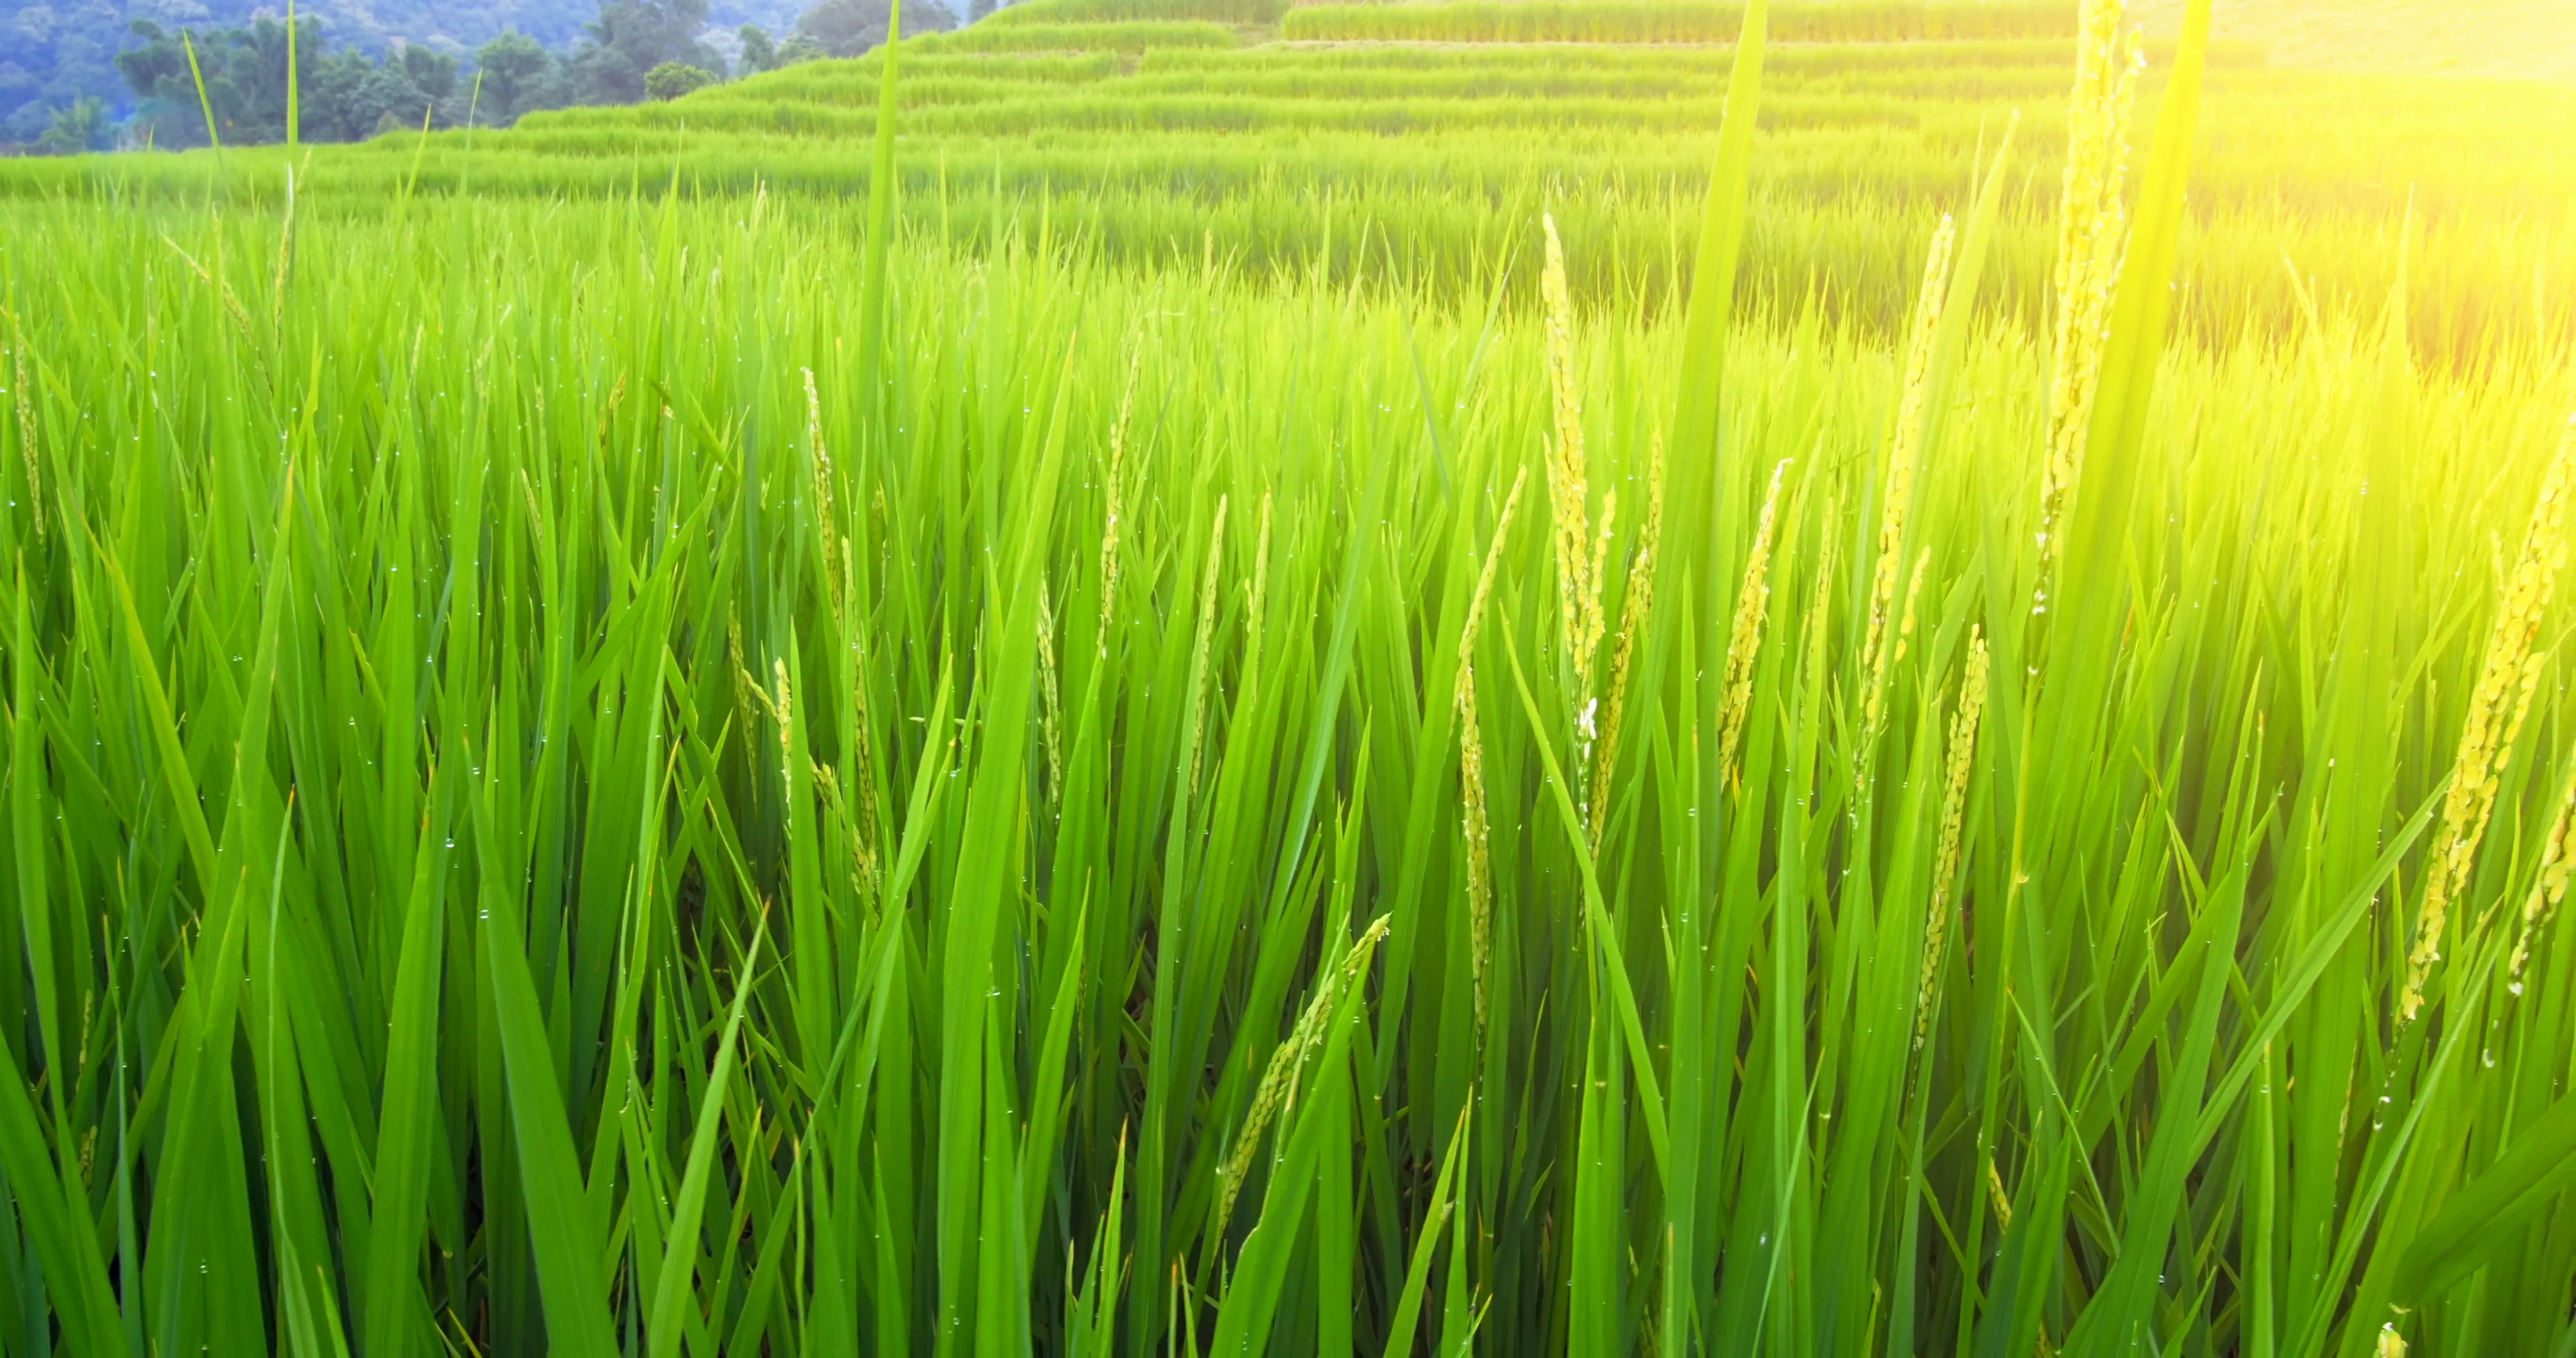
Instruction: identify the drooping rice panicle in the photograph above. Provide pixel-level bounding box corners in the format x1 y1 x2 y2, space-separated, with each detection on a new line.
1099 346 1140 656
2035 0 2145 573
1914 627 1989 1052
1209 916 1390 1240
1038 577 1065 806
1862 212 1957 720
2509 749 2576 984
2404 413 2576 1020
1719 458 1791 793
1459 466 1530 1035
1184 495 1230 804
1541 213 1613 758
1588 431 1663 852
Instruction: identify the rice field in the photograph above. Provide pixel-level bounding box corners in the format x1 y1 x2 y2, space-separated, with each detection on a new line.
4 1 2576 1355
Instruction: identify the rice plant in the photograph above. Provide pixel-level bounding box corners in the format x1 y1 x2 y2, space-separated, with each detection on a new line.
1 0 2574 1354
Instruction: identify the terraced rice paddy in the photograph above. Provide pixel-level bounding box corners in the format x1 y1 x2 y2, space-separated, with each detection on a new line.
2 1 2575 1354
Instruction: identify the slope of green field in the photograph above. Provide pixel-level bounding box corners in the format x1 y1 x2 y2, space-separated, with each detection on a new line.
9 15 2571 363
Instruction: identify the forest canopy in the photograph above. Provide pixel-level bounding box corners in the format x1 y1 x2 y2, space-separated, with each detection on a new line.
0 0 969 146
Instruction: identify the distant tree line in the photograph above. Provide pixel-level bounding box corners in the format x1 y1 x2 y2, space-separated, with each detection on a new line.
21 0 965 154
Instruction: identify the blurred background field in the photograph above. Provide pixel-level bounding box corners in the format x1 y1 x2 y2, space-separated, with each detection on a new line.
7 1 2576 1355
8 0 2572 365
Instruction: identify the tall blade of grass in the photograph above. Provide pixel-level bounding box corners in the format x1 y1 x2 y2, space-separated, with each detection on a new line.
1674 0 1766 716
1207 924 1386 1358
936 340 1074 1354
9 572 66 1162
2400 1089 2576 1296
1500 634 1668 1173
0 1022 121 1354
2055 0 2212 649
182 31 222 170
649 914 770 1358
1379 1110 1465 1358
362 763 456 1358
1022 894 1086 1247
2063 701 2260 1349
859 0 905 413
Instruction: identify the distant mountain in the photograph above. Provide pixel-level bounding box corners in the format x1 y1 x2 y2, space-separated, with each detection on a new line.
0 0 808 139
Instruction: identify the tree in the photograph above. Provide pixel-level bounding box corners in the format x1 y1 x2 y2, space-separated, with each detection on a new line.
399 44 458 102
774 34 828 65
645 61 716 99
115 18 450 146
736 25 778 75
795 0 955 59
472 31 553 123
564 0 719 104
35 96 109 153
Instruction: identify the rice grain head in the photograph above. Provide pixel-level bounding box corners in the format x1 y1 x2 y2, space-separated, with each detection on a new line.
1037 577 1065 808
1099 347 1141 656
1720 458 1791 794
2509 747 2576 983
7 312 37 544
2404 412 2576 1021
1212 915 1392 1237
1244 490 1275 685
1892 548 1931 673
1184 496 1230 805
1459 466 1530 1035
804 367 843 623
1915 627 1989 1052
1589 431 1663 851
1863 213 1958 710
2035 0 2145 574
1541 213 1609 720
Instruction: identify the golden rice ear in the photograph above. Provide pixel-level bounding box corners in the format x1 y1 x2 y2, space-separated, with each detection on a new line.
1097 345 1141 657
1035 576 1063 808
1182 496 1228 805
2406 412 2576 1020
1540 211 1609 732
1915 629 1990 1054
2038 0 2146 575
1457 466 1530 1036
1587 431 1664 852
1720 458 1792 795
1863 213 1960 724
